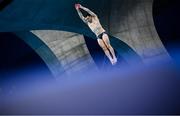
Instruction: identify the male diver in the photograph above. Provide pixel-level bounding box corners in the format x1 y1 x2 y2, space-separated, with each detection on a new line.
75 4 117 65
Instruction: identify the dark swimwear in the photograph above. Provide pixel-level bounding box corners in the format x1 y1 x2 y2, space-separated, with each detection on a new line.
97 32 107 39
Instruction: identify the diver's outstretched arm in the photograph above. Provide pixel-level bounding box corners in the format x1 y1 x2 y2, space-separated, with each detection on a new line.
75 4 88 24
80 5 97 17
77 9 88 24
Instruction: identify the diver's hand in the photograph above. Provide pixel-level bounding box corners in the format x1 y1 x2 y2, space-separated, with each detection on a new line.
75 4 81 10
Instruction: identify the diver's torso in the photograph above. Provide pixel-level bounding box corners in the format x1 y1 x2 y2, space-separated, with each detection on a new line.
87 16 105 36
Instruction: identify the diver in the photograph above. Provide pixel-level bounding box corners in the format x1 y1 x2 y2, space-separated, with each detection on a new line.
75 4 117 65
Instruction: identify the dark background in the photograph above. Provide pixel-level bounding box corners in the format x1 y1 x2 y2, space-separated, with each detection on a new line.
0 33 53 91
153 0 180 64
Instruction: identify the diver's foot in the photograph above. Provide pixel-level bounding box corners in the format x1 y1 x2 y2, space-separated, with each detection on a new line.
114 57 117 64
112 57 117 65
110 59 114 65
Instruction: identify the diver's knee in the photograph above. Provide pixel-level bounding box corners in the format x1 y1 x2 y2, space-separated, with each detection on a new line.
106 44 111 49
101 45 108 51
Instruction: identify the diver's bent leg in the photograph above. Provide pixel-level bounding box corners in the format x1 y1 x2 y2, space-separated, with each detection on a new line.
102 34 117 64
97 39 114 65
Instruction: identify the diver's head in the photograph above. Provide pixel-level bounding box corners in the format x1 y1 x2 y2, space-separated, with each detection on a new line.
85 15 93 23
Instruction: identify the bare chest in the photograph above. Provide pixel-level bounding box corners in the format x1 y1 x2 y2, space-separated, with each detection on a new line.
88 19 101 30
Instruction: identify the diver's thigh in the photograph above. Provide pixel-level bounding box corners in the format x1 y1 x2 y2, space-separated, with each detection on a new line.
97 38 105 48
102 34 110 46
